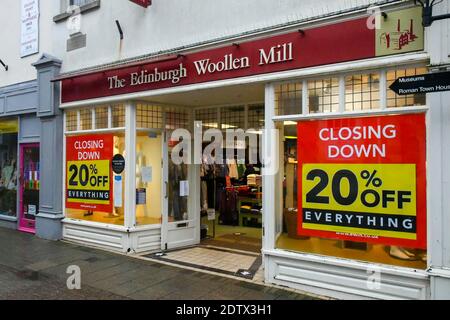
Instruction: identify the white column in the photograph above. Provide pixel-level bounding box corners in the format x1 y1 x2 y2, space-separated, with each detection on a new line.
263 83 276 252
125 102 136 229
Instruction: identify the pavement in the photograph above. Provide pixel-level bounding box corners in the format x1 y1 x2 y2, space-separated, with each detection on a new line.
0 227 317 300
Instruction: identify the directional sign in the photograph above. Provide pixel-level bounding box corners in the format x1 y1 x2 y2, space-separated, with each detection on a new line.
390 71 450 95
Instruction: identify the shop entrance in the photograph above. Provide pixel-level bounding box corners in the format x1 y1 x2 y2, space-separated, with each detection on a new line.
18 143 40 233
144 83 265 279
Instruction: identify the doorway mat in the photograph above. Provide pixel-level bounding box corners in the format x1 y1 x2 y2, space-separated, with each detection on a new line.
143 246 262 280
201 234 262 254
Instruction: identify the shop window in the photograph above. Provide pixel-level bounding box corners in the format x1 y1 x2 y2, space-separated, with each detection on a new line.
345 73 380 111
195 108 219 129
0 120 19 218
65 110 78 132
308 78 339 113
95 106 109 129
112 104 126 128
165 107 189 130
275 121 427 269
136 131 163 226
275 82 303 115
137 103 163 129
65 132 126 226
387 67 427 108
221 106 245 130
79 109 92 131
248 104 265 129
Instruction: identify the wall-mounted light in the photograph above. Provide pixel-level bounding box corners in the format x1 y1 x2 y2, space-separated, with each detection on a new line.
0 59 8 71
298 29 306 37
115 20 124 40
177 54 185 59
232 43 240 48
381 12 388 20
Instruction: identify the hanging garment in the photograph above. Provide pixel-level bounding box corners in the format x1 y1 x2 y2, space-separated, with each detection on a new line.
228 159 239 179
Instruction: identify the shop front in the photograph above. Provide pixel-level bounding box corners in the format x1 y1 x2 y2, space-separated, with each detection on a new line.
0 82 41 234
58 4 443 299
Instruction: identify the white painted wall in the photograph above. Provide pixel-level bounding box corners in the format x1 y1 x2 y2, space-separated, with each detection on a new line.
52 0 398 74
0 0 56 87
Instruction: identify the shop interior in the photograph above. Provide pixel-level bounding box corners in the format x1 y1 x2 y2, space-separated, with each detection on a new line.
144 83 266 254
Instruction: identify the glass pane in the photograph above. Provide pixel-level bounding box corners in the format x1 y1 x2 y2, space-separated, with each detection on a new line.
79 109 92 131
221 106 245 130
0 132 18 217
21 145 40 223
168 135 189 222
135 132 163 225
308 78 339 113
275 82 302 115
95 106 109 129
248 104 265 129
137 103 163 129
195 108 218 129
65 110 78 132
112 104 125 128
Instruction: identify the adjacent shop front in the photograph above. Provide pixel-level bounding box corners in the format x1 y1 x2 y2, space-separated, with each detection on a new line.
58 4 439 299
0 81 41 234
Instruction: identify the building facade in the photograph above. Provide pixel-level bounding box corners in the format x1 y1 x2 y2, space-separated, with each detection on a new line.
2 0 450 300
0 0 63 240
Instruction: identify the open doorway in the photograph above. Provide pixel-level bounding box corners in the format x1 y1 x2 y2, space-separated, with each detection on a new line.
197 104 264 254
142 83 265 279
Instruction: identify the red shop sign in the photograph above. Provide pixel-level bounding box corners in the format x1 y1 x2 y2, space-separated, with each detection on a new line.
297 113 427 249
130 0 151 8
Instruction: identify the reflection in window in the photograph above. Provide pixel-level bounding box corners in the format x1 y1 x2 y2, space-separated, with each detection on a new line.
387 67 427 108
276 122 427 270
345 73 380 111
275 82 302 115
308 78 339 113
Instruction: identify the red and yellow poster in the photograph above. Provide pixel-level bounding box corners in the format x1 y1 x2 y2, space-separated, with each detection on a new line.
66 134 114 213
297 114 426 249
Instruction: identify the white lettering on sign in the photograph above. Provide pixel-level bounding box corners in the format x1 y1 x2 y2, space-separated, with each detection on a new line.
193 54 250 75
106 42 295 90
130 63 187 85
318 125 397 159
74 140 104 160
259 43 293 65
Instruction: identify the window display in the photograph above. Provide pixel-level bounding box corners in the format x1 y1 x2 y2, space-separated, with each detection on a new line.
65 133 126 225
276 120 427 269
0 130 18 217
